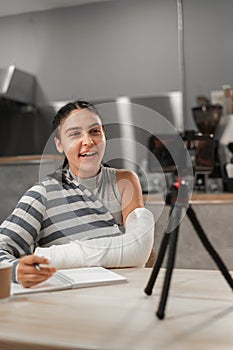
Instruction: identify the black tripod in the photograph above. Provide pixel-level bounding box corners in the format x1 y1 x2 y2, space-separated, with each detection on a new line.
144 177 233 320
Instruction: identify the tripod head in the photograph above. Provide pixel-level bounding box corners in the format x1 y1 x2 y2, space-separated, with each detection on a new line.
165 176 190 209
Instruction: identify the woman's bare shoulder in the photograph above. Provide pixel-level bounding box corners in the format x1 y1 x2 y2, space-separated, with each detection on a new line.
115 169 139 182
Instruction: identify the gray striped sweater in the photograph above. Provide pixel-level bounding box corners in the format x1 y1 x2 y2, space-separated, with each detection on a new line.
0 168 122 282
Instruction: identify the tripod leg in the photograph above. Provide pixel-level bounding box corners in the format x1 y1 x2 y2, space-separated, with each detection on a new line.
187 206 233 290
144 206 175 296
156 223 179 320
144 232 170 295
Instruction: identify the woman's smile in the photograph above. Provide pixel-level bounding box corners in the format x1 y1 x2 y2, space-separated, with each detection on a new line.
79 150 98 158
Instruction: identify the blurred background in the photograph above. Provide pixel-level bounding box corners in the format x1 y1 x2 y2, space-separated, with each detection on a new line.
0 0 233 269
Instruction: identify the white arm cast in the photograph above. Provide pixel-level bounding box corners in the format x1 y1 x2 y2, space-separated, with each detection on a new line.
35 208 154 269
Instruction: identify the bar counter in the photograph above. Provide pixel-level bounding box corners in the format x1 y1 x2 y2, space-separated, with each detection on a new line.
0 154 63 165
144 191 233 271
143 192 233 204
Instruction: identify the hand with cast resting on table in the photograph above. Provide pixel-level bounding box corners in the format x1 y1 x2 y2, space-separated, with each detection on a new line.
17 255 56 288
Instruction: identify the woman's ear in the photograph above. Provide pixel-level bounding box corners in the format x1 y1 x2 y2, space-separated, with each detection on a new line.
54 136 64 154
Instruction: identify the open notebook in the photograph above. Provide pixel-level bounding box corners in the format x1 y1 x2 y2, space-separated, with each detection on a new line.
12 267 127 295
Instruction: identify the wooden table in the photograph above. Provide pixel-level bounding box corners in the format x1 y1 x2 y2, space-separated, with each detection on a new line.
0 268 232 350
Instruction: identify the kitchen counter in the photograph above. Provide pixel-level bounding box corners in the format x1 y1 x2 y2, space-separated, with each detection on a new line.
0 155 63 223
143 192 233 204
0 154 63 165
144 191 233 271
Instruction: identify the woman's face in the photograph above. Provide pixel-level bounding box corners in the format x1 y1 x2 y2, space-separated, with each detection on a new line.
55 108 106 178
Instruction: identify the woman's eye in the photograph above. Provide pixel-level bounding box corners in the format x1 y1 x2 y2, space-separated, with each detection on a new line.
69 132 81 138
90 128 102 135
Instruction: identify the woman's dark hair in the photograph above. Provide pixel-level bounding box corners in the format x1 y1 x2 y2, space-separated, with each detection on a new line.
52 100 104 169
53 100 102 134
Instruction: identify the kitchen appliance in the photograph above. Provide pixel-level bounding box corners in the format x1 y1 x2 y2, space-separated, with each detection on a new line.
215 114 233 192
191 104 224 191
0 65 52 157
192 104 222 134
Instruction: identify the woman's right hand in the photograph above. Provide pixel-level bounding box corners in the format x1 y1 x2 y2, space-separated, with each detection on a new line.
17 255 56 288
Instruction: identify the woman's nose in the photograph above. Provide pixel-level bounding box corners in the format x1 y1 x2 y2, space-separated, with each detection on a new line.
81 132 94 145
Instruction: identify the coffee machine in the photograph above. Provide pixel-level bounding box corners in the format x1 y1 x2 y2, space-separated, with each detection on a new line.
192 104 223 192
192 104 233 192
215 114 233 192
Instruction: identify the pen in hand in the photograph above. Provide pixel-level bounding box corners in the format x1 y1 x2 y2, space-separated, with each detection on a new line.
33 262 56 272
33 263 41 271
18 255 56 288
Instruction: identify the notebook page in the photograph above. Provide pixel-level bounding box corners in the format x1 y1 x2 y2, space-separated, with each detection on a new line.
12 273 71 295
59 266 127 288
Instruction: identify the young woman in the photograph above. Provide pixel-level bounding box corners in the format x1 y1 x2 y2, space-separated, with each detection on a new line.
0 101 155 287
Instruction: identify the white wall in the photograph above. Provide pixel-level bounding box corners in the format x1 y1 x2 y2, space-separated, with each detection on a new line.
183 0 233 128
0 0 179 103
1 0 233 129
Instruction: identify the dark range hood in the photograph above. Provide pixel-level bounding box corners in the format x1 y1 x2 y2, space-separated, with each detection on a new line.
0 65 35 105
0 65 53 158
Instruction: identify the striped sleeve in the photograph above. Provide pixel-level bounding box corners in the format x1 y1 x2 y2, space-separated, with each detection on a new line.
0 183 47 282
